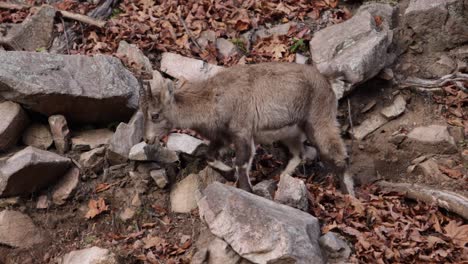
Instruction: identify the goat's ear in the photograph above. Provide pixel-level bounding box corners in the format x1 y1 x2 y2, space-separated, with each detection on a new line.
160 81 175 105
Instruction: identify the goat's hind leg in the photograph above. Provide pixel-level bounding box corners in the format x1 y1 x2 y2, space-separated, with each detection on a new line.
233 137 255 192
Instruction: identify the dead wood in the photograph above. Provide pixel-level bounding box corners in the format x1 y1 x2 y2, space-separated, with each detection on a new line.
377 181 468 220
401 72 468 93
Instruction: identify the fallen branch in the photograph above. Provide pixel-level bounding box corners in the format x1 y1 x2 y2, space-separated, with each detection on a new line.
401 72 468 93
58 10 106 28
377 181 468 220
177 7 202 52
0 3 106 28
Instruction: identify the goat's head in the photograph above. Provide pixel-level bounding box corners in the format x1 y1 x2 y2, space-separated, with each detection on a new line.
138 79 174 144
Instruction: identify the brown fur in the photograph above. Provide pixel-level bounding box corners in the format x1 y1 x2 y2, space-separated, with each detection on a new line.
141 62 354 195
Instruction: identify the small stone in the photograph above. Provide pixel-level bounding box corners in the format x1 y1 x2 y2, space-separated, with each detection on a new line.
119 207 136 221
71 129 113 151
216 38 239 59
160 52 224 82
448 126 465 143
0 210 47 248
117 40 153 75
254 22 296 40
378 68 394 80
0 147 71 197
197 30 216 49
79 147 106 173
360 100 377 114
351 114 388 140
107 111 144 164
319 232 351 263
0 101 29 151
150 169 169 189
36 195 49 209
166 133 205 155
48 115 71 154
60 246 118 264
180 234 191 245
22 123 53 150
380 95 406 119
295 53 309 64
461 149 468 167
389 133 407 145
415 159 451 182
274 174 308 211
52 167 80 205
131 193 142 207
170 167 222 213
253 180 277 200
404 125 457 154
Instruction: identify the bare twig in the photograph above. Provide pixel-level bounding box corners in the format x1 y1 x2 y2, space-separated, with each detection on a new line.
59 16 70 54
0 2 29 10
347 99 354 164
59 10 106 28
401 72 468 93
377 181 468 220
177 7 202 51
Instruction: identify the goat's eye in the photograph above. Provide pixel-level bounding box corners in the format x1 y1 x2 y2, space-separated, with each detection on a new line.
151 113 160 121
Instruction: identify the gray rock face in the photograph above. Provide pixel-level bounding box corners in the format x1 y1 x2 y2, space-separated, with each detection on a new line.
117 40 153 75
198 182 324 264
71 128 113 151
193 226 251 264
160 52 224 82
0 210 47 248
404 0 468 52
107 111 144 164
0 52 139 124
319 232 351 264
150 169 169 189
22 123 53 150
48 115 71 154
274 174 309 211
0 101 29 151
0 146 71 197
60 246 118 264
0 6 55 51
310 6 396 98
380 95 406 119
404 125 457 154
52 166 80 205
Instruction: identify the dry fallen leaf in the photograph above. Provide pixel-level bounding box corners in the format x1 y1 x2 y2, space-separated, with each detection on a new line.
143 235 164 249
443 220 468 247
85 197 109 219
438 165 463 179
95 183 111 193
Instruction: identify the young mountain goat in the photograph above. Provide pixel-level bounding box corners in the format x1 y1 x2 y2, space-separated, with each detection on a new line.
139 62 354 195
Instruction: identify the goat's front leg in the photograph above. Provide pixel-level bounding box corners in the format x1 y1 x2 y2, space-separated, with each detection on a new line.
233 137 255 192
206 138 236 181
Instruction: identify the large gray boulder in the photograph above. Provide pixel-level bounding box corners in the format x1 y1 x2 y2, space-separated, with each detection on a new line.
404 0 468 52
198 182 324 264
0 52 139 124
0 210 48 248
310 4 396 99
160 52 224 82
0 146 71 197
0 101 29 151
0 6 55 51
